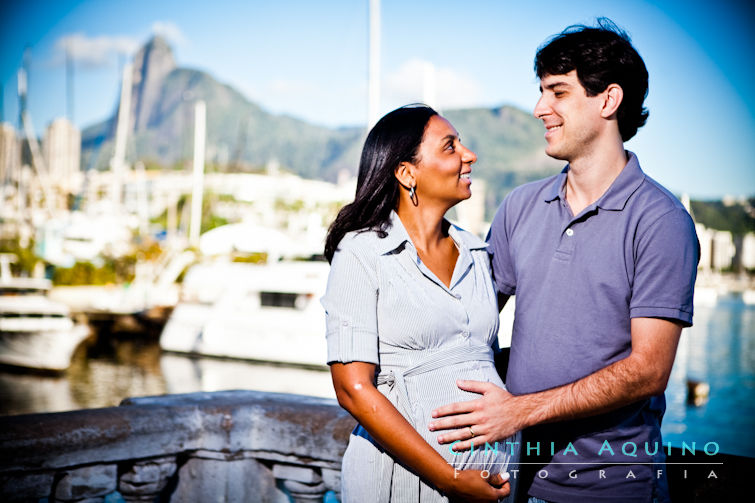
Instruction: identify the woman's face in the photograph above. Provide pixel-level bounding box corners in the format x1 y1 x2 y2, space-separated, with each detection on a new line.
413 115 477 207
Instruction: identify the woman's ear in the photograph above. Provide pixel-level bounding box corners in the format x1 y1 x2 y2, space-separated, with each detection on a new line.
395 162 416 189
600 83 624 118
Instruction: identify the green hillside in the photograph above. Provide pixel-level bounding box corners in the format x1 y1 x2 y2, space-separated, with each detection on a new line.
81 57 561 216
690 199 755 234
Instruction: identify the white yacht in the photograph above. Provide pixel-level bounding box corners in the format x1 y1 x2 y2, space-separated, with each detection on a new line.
0 255 90 372
159 259 330 368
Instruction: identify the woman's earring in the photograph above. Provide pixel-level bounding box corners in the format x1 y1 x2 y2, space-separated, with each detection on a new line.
409 185 418 206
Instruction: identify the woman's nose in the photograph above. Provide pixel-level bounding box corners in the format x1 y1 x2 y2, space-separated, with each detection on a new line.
462 144 477 164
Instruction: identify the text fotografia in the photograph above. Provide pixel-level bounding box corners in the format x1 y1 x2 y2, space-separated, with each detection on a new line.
448 440 721 458
453 467 721 481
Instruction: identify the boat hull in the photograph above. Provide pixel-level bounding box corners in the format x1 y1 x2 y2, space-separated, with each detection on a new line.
160 302 327 368
0 325 91 372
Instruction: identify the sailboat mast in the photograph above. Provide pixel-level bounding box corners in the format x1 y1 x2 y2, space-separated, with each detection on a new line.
110 62 133 212
367 0 381 129
189 100 206 248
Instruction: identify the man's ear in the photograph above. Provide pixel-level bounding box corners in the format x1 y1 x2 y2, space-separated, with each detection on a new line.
395 162 416 189
601 83 624 118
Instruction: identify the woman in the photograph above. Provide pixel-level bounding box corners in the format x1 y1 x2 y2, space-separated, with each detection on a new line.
322 105 519 502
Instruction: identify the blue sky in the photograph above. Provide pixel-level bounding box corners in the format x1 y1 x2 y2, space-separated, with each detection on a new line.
1 0 753 198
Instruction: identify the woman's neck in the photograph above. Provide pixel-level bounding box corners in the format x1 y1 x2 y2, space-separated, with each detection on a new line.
396 203 449 252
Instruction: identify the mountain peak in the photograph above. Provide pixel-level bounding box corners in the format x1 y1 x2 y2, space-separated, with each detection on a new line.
130 36 176 132
142 34 173 53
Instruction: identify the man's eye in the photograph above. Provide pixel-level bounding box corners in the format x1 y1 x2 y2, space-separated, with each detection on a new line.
446 143 455 152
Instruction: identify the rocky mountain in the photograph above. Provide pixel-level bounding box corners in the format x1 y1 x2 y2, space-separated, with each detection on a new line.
81 36 561 210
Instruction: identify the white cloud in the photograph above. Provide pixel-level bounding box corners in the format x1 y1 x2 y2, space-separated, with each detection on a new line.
151 21 188 47
55 33 140 68
267 78 318 95
384 58 485 112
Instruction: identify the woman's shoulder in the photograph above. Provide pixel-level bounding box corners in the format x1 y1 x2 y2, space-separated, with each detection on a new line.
334 228 385 262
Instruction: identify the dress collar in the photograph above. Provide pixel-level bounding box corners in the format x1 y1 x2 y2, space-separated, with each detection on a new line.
376 210 487 255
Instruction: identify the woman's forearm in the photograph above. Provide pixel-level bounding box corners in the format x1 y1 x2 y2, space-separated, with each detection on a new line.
337 377 456 492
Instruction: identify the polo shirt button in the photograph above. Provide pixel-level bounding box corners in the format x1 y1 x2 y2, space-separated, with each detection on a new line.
454 293 461 299
566 228 574 236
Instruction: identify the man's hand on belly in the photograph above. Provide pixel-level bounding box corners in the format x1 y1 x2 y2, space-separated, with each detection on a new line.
428 380 526 450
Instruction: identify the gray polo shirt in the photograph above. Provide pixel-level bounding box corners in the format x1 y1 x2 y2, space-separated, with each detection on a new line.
487 152 698 502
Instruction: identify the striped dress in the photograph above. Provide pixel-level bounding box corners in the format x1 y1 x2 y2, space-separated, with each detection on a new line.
322 211 519 502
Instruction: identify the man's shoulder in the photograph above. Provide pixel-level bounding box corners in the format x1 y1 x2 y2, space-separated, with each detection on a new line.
632 173 693 225
501 174 561 211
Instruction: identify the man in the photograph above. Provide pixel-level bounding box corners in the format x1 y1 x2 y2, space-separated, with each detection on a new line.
429 19 699 502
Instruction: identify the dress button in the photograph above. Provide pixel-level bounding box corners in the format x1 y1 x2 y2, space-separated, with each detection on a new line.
566 228 574 236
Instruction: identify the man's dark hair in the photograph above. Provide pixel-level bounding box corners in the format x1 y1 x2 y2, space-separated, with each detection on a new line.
535 18 649 141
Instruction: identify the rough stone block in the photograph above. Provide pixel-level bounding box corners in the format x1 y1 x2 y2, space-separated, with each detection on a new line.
321 468 341 493
272 464 322 484
54 464 117 501
171 456 288 502
280 478 327 502
0 472 55 502
119 456 176 501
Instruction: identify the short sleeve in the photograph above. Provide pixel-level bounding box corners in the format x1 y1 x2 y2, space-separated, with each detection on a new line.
630 207 699 326
320 242 380 365
486 199 517 296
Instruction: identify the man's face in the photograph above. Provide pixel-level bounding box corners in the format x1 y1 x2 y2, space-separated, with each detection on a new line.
533 70 606 162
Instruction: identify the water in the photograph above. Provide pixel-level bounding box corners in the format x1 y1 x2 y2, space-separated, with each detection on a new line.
1 294 753 459
0 334 335 415
662 293 755 458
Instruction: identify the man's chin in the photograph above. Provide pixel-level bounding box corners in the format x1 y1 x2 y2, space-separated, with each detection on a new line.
544 147 569 161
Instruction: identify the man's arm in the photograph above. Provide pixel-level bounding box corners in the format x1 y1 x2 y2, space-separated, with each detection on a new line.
429 317 682 449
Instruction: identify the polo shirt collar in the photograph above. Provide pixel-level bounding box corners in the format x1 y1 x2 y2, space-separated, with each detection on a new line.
594 151 645 211
545 168 568 203
543 151 645 211
377 210 487 255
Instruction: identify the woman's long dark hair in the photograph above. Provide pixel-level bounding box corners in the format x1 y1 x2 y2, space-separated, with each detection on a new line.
324 104 437 263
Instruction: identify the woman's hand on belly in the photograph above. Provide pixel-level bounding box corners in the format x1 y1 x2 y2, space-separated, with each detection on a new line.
443 470 511 503
331 362 510 502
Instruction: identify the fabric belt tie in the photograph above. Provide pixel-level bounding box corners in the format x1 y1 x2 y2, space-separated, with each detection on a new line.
372 344 495 502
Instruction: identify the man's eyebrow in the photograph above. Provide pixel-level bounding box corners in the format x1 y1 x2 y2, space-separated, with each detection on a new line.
543 81 571 91
441 134 458 144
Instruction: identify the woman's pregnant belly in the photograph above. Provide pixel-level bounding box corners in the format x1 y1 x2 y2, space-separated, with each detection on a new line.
400 359 517 474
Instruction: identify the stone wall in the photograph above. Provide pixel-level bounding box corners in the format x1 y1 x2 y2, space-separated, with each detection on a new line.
0 390 355 502
2 389 749 501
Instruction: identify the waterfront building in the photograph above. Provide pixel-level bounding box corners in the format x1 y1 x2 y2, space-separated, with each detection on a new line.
738 232 755 271
696 223 737 272
0 122 17 186
711 229 736 271
696 224 713 272
43 117 81 195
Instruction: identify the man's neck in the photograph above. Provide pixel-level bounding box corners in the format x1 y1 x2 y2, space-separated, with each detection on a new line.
564 138 628 216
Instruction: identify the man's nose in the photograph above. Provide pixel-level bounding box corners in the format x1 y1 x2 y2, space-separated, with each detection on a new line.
533 95 549 119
